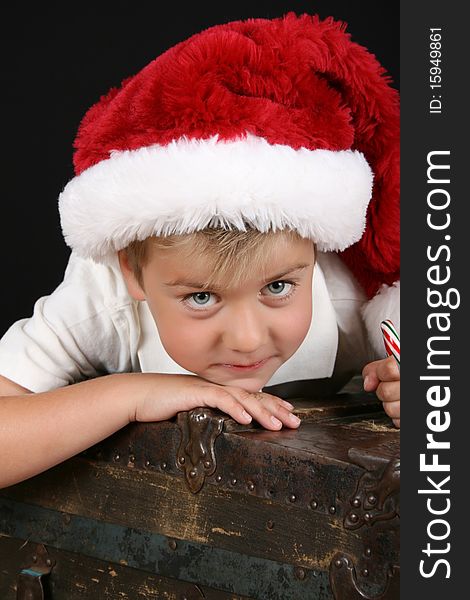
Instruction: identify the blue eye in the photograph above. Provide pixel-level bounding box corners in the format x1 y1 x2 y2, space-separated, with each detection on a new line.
192 292 212 305
266 281 293 296
184 291 217 310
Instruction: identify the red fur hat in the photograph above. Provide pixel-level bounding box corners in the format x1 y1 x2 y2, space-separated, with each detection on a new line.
59 12 400 354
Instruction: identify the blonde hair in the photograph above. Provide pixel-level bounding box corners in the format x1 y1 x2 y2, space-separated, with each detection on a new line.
125 227 309 290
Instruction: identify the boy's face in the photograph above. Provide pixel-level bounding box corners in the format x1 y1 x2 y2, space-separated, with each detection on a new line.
119 236 314 393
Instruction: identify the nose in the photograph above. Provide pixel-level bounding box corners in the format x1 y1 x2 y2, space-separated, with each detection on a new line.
222 302 268 354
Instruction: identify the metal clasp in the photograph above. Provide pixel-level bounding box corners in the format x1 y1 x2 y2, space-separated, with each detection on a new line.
17 544 55 600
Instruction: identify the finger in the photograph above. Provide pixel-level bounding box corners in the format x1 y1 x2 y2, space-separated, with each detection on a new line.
382 399 400 420
204 387 282 430
362 356 400 391
392 418 400 428
376 381 400 405
362 362 380 392
254 394 301 430
201 387 254 425
362 360 381 379
363 374 379 392
228 389 297 430
258 393 300 428
375 356 400 382
238 391 285 430
272 404 302 429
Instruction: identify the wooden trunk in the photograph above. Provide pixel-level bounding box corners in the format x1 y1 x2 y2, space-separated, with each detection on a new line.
0 392 399 599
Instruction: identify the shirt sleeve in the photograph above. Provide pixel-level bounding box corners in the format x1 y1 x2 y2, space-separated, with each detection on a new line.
0 253 136 393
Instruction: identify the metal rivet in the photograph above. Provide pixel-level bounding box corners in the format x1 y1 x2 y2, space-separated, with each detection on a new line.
266 520 274 530
364 512 372 521
145 460 151 467
231 478 237 486
329 505 336 514
129 455 135 463
294 567 306 580
365 547 372 557
32 555 37 563
45 559 52 567
335 559 343 569
168 540 177 551
367 494 377 505
204 461 211 469
352 498 361 508
189 469 197 478
113 454 120 462
310 500 318 509
248 482 255 491
349 513 359 523
162 462 167 469
215 475 222 482
289 494 296 503
362 569 369 577
179 457 185 464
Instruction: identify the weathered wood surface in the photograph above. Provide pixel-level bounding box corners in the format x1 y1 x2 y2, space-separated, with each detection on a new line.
0 536 251 599
0 393 399 599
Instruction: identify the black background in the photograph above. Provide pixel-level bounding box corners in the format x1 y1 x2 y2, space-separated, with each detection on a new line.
0 0 399 335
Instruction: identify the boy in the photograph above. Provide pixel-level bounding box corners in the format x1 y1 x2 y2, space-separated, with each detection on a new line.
0 13 400 489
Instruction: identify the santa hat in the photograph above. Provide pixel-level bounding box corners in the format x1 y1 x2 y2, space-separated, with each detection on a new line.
58 12 400 357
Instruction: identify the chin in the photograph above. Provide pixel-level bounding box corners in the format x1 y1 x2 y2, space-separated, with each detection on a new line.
197 371 266 393
225 376 271 393
196 363 280 392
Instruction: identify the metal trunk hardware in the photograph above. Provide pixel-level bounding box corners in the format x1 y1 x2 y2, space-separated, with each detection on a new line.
329 554 400 600
16 544 55 600
177 407 225 493
345 449 400 530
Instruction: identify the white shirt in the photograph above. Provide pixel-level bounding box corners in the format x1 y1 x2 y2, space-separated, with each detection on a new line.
0 251 374 393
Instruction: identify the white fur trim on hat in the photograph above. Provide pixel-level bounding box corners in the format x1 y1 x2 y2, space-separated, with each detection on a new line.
59 134 373 263
362 281 400 358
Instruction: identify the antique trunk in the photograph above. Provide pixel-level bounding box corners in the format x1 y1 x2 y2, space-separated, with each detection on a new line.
0 392 400 599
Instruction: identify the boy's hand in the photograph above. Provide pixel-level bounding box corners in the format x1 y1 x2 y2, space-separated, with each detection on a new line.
362 356 400 428
134 373 301 431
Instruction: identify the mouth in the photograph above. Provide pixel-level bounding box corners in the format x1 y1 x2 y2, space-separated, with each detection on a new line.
215 357 271 372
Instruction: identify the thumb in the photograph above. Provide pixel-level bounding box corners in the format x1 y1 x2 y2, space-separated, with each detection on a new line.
362 361 380 392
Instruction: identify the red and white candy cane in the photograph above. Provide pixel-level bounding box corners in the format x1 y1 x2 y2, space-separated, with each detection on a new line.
380 320 400 367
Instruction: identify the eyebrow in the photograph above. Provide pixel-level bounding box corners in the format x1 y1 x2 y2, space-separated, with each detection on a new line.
163 263 311 291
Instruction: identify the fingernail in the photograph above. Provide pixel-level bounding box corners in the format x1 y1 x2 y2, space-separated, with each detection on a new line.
289 413 301 425
271 416 282 428
283 401 295 410
363 376 371 390
242 410 252 422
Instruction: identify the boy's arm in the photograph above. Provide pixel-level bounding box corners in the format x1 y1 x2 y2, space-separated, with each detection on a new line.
0 372 299 489
0 374 138 489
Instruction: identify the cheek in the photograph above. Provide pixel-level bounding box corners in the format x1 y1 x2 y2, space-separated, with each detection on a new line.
276 293 313 350
154 309 216 368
